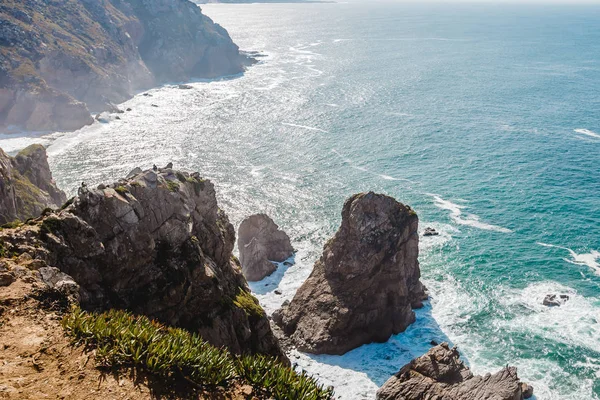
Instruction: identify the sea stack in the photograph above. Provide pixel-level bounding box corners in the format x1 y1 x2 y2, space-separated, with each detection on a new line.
275 192 427 355
376 343 533 400
237 214 294 281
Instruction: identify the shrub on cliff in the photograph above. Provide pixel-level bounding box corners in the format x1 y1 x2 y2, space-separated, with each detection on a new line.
62 307 334 400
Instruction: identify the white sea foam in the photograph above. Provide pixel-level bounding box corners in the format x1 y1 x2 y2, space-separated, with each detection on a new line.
282 122 329 133
574 128 600 139
428 194 512 233
497 280 600 355
537 242 600 275
290 303 452 400
418 223 457 251
0 134 53 154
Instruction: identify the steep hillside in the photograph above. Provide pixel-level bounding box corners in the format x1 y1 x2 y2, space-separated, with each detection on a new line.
0 0 250 132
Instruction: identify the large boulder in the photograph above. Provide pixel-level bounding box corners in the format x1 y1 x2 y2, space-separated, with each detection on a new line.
237 214 294 281
0 145 67 225
0 167 285 361
376 343 533 400
275 192 427 355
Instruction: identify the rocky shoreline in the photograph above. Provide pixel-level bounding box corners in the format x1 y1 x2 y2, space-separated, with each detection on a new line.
0 0 252 133
0 156 533 399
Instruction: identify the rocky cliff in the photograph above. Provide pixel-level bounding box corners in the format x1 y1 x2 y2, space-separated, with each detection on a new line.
376 343 533 400
0 0 250 132
237 213 294 281
0 144 67 225
0 166 285 361
275 192 427 355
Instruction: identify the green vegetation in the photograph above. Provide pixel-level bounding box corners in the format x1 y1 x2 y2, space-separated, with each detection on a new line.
130 181 141 188
62 308 334 400
1 220 22 229
115 185 128 196
233 290 265 318
166 180 180 193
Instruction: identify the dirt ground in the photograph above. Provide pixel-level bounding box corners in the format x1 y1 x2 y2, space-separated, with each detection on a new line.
0 280 260 400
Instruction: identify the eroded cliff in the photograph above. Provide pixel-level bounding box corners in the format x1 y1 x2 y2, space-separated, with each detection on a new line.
0 144 66 225
0 0 250 132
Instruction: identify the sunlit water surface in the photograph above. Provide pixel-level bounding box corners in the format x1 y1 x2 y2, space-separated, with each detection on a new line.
2 3 600 399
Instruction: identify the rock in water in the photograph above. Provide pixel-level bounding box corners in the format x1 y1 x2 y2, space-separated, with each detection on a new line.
237 214 294 281
275 192 427 355
0 145 67 224
377 343 532 400
423 227 439 236
543 294 569 307
5 167 285 361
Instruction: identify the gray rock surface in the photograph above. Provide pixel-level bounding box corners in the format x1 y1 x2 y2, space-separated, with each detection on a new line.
275 192 427 355
543 294 569 307
237 214 294 281
0 145 67 224
0 166 285 361
377 343 533 400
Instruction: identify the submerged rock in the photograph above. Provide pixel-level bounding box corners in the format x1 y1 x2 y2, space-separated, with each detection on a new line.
377 343 533 400
0 145 67 225
543 294 569 307
237 214 294 281
423 227 439 236
275 192 427 355
0 167 286 361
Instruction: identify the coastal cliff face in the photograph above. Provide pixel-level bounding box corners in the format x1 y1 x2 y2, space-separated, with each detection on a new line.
0 0 249 132
0 144 67 225
237 214 294 281
275 192 427 355
0 166 285 361
377 343 533 400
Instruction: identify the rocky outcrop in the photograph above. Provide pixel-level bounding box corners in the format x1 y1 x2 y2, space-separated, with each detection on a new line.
0 145 67 224
237 214 294 281
274 192 427 355
0 166 285 361
543 294 569 307
376 343 533 400
0 0 250 132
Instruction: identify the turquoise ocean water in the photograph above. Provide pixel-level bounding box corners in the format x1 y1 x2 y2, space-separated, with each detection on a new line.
1 2 599 398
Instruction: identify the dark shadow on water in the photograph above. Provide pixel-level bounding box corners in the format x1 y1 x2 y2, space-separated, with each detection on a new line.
300 301 459 387
248 254 296 295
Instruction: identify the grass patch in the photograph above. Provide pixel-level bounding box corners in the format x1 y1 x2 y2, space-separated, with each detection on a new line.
233 290 265 318
62 308 333 400
1 220 22 229
115 185 128 196
165 180 180 193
